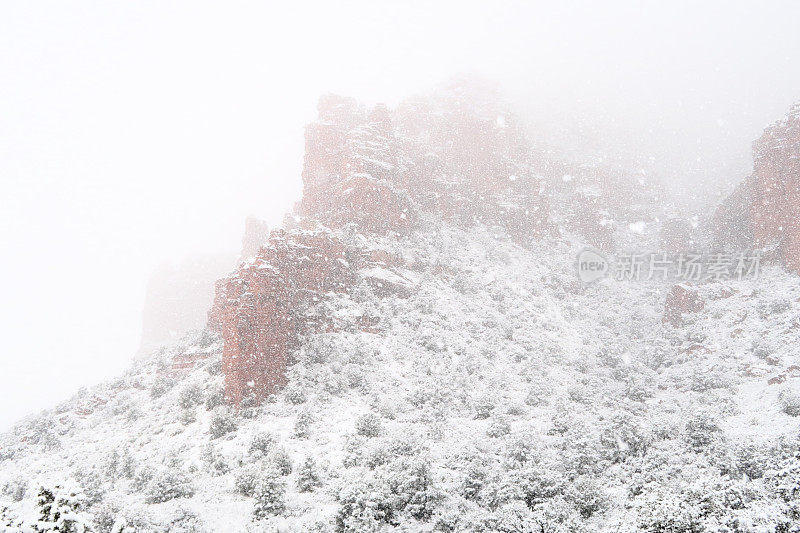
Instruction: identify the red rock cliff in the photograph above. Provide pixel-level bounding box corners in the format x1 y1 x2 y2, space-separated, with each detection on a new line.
210 82 559 405
750 103 800 273
714 102 800 273
208 230 355 405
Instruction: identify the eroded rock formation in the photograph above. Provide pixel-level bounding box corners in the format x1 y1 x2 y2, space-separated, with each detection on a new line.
715 102 800 273
240 216 270 261
207 230 355 405
209 82 561 404
663 284 705 327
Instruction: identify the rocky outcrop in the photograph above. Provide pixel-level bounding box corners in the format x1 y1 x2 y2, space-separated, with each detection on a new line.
750 102 800 273
296 81 552 242
207 230 355 405
663 284 705 326
715 102 800 274
208 227 415 404
208 81 571 405
240 216 269 261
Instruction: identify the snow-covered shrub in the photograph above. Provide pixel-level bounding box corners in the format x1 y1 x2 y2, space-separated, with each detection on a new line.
2 477 27 502
209 409 237 439
35 484 93 533
132 465 155 492
762 297 791 317
119 448 137 480
204 385 225 411
567 384 592 404
201 443 230 476
336 457 439 531
179 408 196 426
163 507 206 533
730 442 771 480
342 435 367 468
239 394 262 420
599 412 652 462
383 457 440 520
344 364 366 390
234 465 260 497
355 413 383 438
505 435 537 466
150 375 175 399
27 414 62 451
486 418 511 438
205 359 222 376
516 463 566 509
90 501 118 533
461 457 489 503
563 475 606 518
297 456 322 492
293 409 313 439
145 469 194 503
504 402 526 417
751 338 777 361
624 378 655 402
284 384 307 405
252 468 286 519
524 383 551 407
685 412 722 452
0 507 22 530
178 384 204 409
779 389 800 417
689 370 730 392
248 431 276 456
73 467 106 506
473 396 495 419
267 447 293 475
635 487 704 533
335 475 392 532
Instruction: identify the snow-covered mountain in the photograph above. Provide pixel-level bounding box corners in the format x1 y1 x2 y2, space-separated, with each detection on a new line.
2 80 799 532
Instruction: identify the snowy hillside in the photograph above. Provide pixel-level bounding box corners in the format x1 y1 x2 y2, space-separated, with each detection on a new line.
2 222 799 532
2 81 799 532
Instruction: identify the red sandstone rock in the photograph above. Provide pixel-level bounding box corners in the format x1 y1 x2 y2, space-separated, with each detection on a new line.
714 102 800 274
214 230 355 405
298 85 551 241
663 284 705 327
212 86 563 405
768 374 786 386
241 216 270 260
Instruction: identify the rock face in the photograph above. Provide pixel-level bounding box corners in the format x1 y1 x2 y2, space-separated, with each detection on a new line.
209 81 562 404
207 231 355 405
240 216 270 261
296 81 553 241
660 217 695 255
715 102 800 273
663 284 705 327
750 102 800 273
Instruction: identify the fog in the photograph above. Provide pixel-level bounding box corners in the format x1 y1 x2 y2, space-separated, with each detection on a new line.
1 0 799 430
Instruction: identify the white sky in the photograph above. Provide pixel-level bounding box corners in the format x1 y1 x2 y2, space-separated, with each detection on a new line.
1 1 799 430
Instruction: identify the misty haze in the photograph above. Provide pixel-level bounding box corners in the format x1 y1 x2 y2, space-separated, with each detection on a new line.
1 2 799 532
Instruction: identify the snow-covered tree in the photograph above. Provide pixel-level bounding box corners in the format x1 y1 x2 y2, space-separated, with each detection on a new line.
297 456 321 493
252 468 286 520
